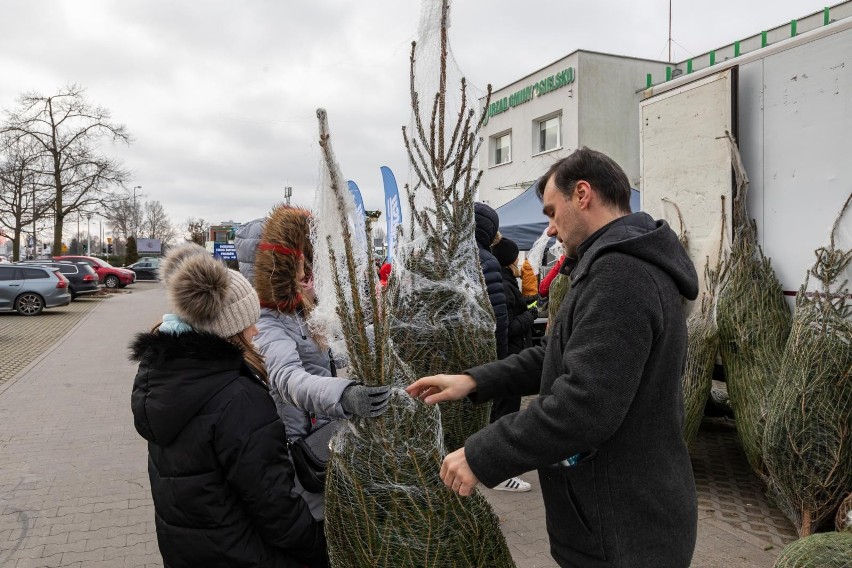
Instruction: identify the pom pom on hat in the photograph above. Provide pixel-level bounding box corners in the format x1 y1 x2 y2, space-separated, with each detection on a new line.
160 243 260 338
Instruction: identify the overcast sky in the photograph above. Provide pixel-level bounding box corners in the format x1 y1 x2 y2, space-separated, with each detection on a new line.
0 0 832 238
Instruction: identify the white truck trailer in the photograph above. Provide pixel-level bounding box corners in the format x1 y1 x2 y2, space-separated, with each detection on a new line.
639 13 852 306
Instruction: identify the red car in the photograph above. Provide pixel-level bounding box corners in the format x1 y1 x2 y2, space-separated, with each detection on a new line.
53 255 136 288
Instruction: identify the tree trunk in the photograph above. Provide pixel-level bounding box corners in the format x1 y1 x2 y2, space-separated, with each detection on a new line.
12 231 21 261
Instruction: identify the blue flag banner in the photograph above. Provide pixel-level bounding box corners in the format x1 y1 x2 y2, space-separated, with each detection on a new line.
380 166 403 263
347 180 368 247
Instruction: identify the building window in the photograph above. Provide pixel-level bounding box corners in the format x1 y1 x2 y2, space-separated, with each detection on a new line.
492 132 511 166
536 115 561 153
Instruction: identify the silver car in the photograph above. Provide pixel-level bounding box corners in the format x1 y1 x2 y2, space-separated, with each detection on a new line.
0 264 72 315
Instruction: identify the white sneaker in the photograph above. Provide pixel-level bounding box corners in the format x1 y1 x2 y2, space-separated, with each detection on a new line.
493 477 531 492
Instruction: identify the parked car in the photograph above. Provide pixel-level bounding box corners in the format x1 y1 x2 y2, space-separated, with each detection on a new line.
52 255 135 288
0 255 9 263
19 261 100 299
126 257 160 281
0 264 71 315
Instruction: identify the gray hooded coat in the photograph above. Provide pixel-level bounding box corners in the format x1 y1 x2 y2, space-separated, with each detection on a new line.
464 213 699 568
235 218 354 520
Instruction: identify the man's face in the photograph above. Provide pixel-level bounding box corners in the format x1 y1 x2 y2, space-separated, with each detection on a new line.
542 174 588 257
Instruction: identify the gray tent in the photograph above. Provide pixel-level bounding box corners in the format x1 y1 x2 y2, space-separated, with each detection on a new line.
495 183 641 250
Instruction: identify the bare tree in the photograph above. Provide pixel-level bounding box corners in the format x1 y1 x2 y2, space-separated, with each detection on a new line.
0 134 53 260
141 200 177 245
184 217 208 245
101 187 142 242
1 84 132 255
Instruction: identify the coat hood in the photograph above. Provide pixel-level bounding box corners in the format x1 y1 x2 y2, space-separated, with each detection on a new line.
572 212 699 301
129 331 247 445
474 202 500 249
255 204 313 312
234 217 265 285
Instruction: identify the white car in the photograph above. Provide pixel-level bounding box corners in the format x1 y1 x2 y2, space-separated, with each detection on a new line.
0 255 10 263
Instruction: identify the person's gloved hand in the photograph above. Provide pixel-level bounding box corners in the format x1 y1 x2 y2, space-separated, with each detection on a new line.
340 384 391 418
528 306 539 320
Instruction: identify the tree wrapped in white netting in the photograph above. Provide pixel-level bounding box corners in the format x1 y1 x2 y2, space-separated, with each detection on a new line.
773 532 852 568
763 193 852 537
715 134 792 478
681 196 727 447
311 107 512 568
387 0 498 454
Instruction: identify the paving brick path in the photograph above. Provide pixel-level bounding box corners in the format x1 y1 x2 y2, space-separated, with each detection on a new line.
0 283 165 568
0 294 111 390
0 282 795 567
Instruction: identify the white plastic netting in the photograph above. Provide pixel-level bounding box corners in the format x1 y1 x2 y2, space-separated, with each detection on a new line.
310 50 513 564
763 193 852 538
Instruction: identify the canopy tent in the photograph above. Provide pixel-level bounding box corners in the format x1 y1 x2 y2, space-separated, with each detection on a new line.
494 183 641 250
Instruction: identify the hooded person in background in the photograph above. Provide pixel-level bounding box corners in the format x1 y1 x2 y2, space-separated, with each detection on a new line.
473 202 509 360
236 203 390 519
130 243 327 568
408 148 699 568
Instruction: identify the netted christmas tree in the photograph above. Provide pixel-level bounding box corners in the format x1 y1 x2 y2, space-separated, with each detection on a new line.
773 532 852 568
386 0 498 454
680 197 727 447
716 134 792 478
309 108 513 567
763 193 852 537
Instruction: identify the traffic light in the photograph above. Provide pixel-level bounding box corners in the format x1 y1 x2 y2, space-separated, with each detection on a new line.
108 244 113 254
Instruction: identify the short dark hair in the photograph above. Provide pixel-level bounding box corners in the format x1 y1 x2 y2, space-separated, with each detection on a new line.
536 147 631 213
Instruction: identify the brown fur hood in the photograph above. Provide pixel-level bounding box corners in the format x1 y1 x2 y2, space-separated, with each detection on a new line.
254 204 313 312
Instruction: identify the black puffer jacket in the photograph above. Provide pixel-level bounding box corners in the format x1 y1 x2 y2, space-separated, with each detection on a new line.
474 203 509 359
130 331 327 568
501 265 534 355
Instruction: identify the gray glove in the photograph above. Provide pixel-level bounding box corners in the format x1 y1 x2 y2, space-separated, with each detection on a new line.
340 384 391 418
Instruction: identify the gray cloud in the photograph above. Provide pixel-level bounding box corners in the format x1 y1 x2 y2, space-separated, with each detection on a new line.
0 0 829 238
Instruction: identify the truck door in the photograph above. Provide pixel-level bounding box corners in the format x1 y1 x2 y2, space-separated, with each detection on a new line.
639 67 738 302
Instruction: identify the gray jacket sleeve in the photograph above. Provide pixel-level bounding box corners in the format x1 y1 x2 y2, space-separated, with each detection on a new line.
255 318 353 419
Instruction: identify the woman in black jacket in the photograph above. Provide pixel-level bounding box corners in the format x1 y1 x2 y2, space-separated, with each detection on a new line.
130 243 327 568
492 236 535 359
487 235 536 492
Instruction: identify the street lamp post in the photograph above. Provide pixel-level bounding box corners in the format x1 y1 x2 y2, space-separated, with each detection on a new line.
132 185 142 239
86 213 92 256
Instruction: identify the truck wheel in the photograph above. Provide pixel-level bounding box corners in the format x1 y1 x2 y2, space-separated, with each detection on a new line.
16 293 44 316
104 275 120 288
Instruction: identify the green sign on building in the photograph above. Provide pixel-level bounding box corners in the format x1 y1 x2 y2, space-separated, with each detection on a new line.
487 67 575 119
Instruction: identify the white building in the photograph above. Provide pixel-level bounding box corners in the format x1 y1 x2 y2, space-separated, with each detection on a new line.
478 51 669 208
477 2 852 211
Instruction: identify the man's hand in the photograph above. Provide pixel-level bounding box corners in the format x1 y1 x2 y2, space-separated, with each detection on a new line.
440 447 479 497
405 374 477 405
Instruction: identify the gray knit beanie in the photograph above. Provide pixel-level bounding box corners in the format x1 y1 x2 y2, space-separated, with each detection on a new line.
161 243 260 338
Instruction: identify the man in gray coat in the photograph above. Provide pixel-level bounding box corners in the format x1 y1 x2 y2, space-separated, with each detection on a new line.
407 147 699 567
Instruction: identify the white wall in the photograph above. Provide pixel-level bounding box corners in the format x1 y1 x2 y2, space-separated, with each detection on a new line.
578 53 670 187
478 53 580 208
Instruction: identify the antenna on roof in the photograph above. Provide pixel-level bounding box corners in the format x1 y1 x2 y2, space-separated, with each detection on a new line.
668 0 673 62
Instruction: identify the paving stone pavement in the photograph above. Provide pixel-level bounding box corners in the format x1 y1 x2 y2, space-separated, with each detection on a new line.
0 294 111 390
0 282 166 568
1 281 796 567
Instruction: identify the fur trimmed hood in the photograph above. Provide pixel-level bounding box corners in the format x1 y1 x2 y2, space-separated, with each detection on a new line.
254 204 313 312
